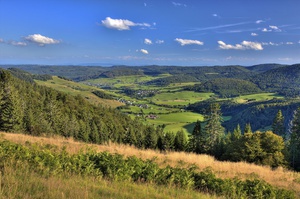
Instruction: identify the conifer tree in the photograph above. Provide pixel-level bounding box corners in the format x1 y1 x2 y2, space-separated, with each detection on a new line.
290 108 300 170
204 103 225 154
244 123 252 134
272 110 286 139
174 130 187 151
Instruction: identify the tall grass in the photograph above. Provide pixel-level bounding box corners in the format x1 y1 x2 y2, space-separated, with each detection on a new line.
0 160 215 199
1 132 300 197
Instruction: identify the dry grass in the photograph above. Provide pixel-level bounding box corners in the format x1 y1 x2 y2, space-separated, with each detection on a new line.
1 132 300 196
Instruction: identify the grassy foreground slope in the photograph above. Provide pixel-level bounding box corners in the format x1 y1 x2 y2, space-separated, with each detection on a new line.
1 132 299 198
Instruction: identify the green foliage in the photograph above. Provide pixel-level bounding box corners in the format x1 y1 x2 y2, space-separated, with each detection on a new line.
204 103 225 155
222 131 286 168
290 108 300 170
174 130 188 151
0 140 294 199
272 110 286 139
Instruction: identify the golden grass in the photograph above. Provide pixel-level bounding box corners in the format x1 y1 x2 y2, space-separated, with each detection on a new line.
0 160 216 199
1 132 300 197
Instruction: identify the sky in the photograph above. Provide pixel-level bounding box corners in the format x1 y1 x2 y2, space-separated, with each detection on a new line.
0 0 300 66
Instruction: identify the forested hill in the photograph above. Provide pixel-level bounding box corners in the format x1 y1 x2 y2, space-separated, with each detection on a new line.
251 64 300 96
0 69 162 147
246 63 287 73
185 78 262 98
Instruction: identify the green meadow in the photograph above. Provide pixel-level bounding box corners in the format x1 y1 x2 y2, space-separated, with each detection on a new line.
147 112 204 134
234 93 284 103
149 91 213 106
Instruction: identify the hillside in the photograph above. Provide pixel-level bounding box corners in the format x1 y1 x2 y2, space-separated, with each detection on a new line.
186 78 262 98
252 64 300 96
247 63 287 73
1 132 299 198
35 76 122 107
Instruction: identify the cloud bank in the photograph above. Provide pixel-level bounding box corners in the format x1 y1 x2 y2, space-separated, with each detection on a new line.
101 17 150 31
175 38 204 46
218 40 263 50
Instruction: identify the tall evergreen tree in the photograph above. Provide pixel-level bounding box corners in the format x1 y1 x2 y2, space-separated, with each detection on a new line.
204 103 225 154
174 130 187 151
244 123 252 134
189 120 209 153
272 110 286 139
290 108 300 170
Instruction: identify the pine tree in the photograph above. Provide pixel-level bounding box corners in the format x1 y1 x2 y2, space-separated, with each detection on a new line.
188 120 209 153
244 123 252 134
232 124 242 141
272 110 286 139
204 103 225 154
174 130 187 151
290 108 300 170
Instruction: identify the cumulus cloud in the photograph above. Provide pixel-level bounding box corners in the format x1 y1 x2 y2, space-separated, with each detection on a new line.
175 38 204 46
251 33 258 36
25 34 60 46
140 49 149 54
144 38 152 45
101 17 150 31
156 40 164 44
218 40 263 50
286 42 293 45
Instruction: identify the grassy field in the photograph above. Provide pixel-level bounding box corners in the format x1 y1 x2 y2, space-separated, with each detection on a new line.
147 112 204 134
36 76 123 108
85 74 171 89
0 133 215 199
234 93 284 103
2 132 299 198
149 91 213 106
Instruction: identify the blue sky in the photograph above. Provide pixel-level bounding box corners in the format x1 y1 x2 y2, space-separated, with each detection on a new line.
0 0 300 66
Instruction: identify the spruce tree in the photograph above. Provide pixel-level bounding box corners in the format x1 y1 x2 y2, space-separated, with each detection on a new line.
244 123 252 134
290 108 300 170
204 103 225 154
272 110 286 139
174 130 187 151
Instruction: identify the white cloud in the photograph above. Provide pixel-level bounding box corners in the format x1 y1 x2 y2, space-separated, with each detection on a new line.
144 2 147 6
262 28 270 32
212 14 218 17
262 25 282 32
286 42 293 45
218 40 263 50
269 25 279 30
144 38 152 45
10 41 27 46
251 33 258 36
25 34 60 46
175 38 204 46
0 38 3 43
172 1 187 7
140 49 149 54
156 40 164 44
256 20 264 24
101 17 150 31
